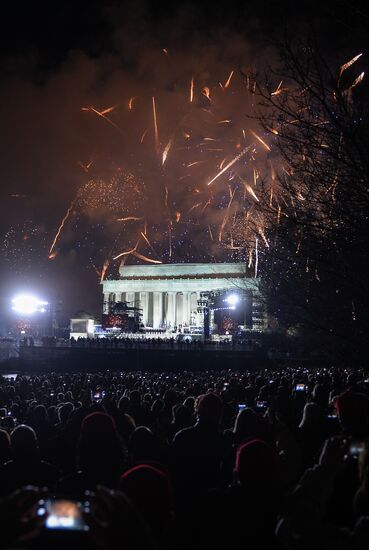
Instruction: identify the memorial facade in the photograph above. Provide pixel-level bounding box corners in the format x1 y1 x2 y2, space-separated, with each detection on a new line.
102 263 266 330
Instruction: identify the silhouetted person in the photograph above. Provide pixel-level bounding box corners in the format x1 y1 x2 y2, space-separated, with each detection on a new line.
0 425 59 496
171 393 229 500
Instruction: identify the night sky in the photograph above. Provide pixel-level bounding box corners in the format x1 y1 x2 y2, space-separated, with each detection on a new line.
0 0 366 323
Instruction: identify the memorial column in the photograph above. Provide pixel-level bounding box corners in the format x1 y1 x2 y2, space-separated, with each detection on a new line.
103 293 110 314
139 292 149 325
153 291 163 329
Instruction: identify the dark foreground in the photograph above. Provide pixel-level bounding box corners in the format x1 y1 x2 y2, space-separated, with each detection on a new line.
1 367 368 549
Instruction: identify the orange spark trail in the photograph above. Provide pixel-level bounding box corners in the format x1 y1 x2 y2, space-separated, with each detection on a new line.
249 129 271 151
116 216 144 222
82 106 121 133
49 201 75 256
243 182 260 202
128 96 136 110
350 71 365 90
339 53 362 77
140 231 158 255
187 160 206 167
78 159 94 172
202 87 210 100
168 222 172 258
152 96 159 150
219 157 227 170
201 199 211 212
224 70 234 89
140 128 148 144
100 105 117 115
218 188 235 241
113 245 137 261
187 202 202 214
217 120 231 124
207 146 249 186
253 167 258 186
271 80 283 96
162 136 173 166
100 257 110 283
190 77 194 103
132 251 162 264
162 48 168 55
258 227 270 248
208 225 214 241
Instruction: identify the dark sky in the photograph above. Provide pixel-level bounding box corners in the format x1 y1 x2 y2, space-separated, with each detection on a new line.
0 0 366 323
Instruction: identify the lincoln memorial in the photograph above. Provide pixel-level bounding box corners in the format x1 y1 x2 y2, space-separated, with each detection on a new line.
102 263 266 330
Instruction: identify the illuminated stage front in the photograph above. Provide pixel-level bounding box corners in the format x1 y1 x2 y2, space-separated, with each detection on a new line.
102 263 266 331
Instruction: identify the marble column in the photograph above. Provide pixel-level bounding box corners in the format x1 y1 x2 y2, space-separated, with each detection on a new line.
126 292 135 306
162 293 168 328
103 293 110 314
182 292 189 326
139 292 149 325
187 292 192 325
153 291 163 329
167 292 176 329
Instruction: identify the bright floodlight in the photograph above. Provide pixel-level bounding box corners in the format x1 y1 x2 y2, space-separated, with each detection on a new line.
12 294 48 315
225 294 239 306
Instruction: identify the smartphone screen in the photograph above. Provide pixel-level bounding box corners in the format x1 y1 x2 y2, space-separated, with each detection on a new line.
238 403 246 412
39 499 89 531
295 384 306 392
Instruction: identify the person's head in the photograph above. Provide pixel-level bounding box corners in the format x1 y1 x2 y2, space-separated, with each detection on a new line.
11 425 39 462
197 393 222 426
120 464 173 536
299 402 322 429
164 389 178 408
59 402 74 424
130 391 141 406
129 426 156 463
183 396 195 414
118 396 130 413
235 439 279 493
77 412 123 475
172 405 193 429
312 384 329 409
234 407 257 437
151 399 164 415
336 391 369 437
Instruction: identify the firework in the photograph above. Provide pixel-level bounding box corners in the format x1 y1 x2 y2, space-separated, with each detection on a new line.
49 200 75 257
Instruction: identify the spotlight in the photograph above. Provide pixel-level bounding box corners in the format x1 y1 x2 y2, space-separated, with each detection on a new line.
12 294 48 315
225 294 239 306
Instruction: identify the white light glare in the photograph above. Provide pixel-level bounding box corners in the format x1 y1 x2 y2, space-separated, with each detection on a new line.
225 294 239 306
12 294 48 315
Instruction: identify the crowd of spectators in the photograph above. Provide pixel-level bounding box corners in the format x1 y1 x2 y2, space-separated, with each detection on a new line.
0 366 369 548
23 336 257 351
